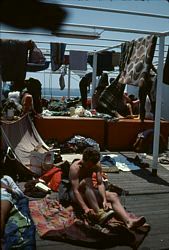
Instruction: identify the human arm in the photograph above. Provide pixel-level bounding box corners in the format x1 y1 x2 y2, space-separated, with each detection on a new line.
1 175 24 198
69 164 92 214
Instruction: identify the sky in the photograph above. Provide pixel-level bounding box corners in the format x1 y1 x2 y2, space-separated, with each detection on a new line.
1 0 169 95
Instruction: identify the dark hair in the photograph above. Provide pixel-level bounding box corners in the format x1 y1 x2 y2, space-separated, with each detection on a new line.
82 147 100 164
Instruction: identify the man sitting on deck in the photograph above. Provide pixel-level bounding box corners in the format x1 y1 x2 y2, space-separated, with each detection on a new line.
69 147 146 228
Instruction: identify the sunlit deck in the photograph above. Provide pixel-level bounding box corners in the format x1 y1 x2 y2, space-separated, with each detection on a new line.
35 151 169 250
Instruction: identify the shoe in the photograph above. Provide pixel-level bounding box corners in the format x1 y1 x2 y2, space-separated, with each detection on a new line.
86 209 114 225
96 209 114 225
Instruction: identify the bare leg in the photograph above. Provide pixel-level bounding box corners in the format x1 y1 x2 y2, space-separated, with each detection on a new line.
80 178 100 213
127 103 133 116
106 191 145 228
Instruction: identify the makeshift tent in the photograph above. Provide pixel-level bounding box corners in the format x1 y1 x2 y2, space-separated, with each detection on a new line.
1 114 50 179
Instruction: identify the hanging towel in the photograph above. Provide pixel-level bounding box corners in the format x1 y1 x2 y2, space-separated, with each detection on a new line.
0 39 29 81
59 74 65 90
50 43 66 71
118 35 157 86
59 66 66 90
88 51 114 76
69 50 88 71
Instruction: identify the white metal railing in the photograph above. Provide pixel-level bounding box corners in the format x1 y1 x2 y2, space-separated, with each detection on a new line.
58 3 169 20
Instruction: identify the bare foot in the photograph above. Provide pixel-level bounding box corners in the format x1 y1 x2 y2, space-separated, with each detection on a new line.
126 216 146 229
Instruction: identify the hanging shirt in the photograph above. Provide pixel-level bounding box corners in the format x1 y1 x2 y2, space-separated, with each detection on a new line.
69 50 88 71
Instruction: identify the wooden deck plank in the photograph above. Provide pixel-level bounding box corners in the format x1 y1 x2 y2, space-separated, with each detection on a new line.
34 152 169 250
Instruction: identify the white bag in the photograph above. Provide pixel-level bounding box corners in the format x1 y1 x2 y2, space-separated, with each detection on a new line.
30 151 54 175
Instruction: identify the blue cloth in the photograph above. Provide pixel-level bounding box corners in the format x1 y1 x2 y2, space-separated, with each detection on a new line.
100 155 116 167
1 176 36 249
4 197 36 250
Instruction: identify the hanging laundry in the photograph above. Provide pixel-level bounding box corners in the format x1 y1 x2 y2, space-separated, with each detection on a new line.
0 39 29 81
98 75 126 117
50 43 66 71
27 40 50 72
59 75 65 90
28 40 46 64
69 50 88 71
163 46 169 85
59 67 66 90
116 35 157 121
119 35 157 86
88 51 114 76
119 41 134 72
112 51 121 67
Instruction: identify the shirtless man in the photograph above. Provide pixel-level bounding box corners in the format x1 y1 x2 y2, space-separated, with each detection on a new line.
69 147 146 228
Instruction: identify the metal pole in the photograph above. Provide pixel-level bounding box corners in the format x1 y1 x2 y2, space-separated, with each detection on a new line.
0 66 2 109
68 66 71 98
59 3 169 20
152 35 165 176
91 51 97 109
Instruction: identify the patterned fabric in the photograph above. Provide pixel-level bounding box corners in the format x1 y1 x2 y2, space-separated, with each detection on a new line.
119 41 134 72
119 35 157 86
98 76 126 116
1 175 24 198
29 197 150 248
29 198 75 237
98 35 157 120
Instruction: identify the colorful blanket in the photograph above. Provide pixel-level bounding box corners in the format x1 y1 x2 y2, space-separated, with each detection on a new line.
29 197 150 249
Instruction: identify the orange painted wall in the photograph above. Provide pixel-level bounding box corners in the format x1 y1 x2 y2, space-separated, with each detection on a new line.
34 116 105 150
106 119 169 151
34 116 169 151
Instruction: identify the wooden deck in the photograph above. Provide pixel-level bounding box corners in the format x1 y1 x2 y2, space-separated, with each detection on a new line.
34 151 169 250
